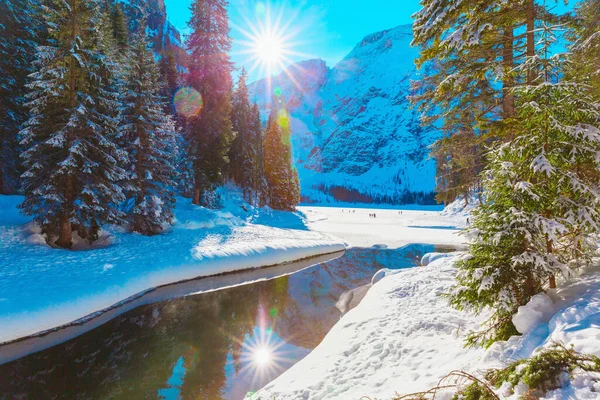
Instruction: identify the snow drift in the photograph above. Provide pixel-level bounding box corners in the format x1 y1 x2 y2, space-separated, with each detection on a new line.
0 193 346 350
249 254 600 399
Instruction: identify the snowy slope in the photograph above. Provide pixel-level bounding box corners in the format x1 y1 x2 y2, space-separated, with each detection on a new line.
249 256 600 400
0 193 345 346
249 25 440 206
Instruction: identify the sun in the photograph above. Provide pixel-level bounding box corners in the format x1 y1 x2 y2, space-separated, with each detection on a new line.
254 34 283 65
231 1 316 88
253 346 272 366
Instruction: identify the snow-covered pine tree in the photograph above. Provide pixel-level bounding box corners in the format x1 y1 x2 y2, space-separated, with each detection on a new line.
250 103 268 206
568 0 600 99
111 1 128 54
20 0 127 248
264 111 299 211
412 1 568 205
119 25 178 235
0 0 42 194
450 24 600 347
412 1 517 205
158 50 180 116
229 68 255 201
185 0 234 205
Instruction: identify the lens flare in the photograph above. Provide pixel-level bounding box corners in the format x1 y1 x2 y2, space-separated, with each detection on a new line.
174 87 203 118
277 109 290 129
255 2 266 16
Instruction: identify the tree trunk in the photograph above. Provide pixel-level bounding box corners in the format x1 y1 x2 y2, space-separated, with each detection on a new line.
0 165 4 195
56 214 72 248
56 175 74 248
526 0 535 85
502 26 515 120
193 186 201 205
56 0 77 249
546 235 556 289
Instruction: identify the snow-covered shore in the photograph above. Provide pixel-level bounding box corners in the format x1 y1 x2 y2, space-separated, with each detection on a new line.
249 253 600 400
0 193 346 349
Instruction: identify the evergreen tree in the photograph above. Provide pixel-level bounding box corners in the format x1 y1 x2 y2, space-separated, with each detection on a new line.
229 68 255 201
111 1 128 53
250 103 268 206
568 0 600 99
430 128 483 206
264 111 300 211
158 51 180 116
185 0 234 205
20 0 127 248
119 26 178 235
0 0 42 194
450 26 600 347
412 1 568 204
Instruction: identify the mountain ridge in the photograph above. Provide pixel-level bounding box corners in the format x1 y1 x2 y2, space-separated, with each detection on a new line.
249 24 439 205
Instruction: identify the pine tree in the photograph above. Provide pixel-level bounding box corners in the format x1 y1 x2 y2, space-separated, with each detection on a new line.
412 1 568 204
430 128 483 206
158 51 180 116
250 103 268 205
119 26 178 235
111 1 128 53
20 0 127 248
568 0 600 99
229 68 255 200
450 24 600 347
0 0 42 194
185 0 234 205
264 111 300 211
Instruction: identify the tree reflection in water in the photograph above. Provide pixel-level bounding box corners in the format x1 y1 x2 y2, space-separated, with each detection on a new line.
0 244 452 399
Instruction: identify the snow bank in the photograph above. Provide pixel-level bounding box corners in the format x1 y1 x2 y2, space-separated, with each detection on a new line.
420 251 459 266
249 255 600 400
512 292 555 334
0 193 346 347
440 194 480 218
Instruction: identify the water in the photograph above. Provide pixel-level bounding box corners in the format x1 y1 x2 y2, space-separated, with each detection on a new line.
0 244 453 400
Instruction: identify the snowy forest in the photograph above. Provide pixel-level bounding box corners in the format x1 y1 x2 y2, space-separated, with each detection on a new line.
413 0 600 348
0 0 300 248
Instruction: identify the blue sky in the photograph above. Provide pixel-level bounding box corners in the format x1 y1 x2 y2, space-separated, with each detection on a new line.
164 0 422 82
164 0 574 83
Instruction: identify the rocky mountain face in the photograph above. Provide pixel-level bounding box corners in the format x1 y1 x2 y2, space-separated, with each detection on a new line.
116 0 187 66
249 25 439 205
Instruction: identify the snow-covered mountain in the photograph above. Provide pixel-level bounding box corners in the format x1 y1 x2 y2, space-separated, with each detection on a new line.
116 0 187 66
249 25 439 205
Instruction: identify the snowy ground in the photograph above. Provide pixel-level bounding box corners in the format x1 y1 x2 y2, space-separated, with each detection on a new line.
298 204 468 249
249 254 600 400
0 191 345 345
251 197 599 400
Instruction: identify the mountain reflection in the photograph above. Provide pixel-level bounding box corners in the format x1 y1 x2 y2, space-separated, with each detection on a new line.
0 245 448 400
